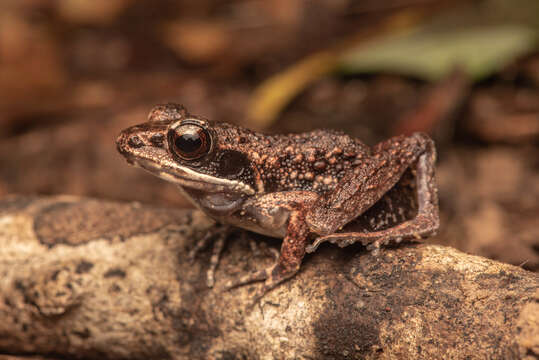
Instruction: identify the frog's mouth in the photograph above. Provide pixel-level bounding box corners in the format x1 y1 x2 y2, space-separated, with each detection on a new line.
134 157 251 213
133 156 255 196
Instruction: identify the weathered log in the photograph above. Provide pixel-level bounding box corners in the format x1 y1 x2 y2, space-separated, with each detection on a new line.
0 196 537 359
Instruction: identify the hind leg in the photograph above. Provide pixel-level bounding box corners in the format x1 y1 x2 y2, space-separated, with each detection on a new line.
306 134 438 253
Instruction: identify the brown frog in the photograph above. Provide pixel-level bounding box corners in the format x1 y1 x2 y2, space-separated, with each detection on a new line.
116 104 439 300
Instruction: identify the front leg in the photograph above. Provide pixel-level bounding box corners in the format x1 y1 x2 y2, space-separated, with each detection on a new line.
225 211 309 304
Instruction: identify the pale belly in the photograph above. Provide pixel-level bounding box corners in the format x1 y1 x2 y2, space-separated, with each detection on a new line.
181 187 319 239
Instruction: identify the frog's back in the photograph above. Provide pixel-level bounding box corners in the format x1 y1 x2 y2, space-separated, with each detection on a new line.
262 129 370 193
211 123 372 194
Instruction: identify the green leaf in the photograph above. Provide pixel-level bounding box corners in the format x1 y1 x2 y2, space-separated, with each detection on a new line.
339 25 538 81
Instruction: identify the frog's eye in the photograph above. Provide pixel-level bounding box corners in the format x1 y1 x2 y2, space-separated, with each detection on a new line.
168 123 212 161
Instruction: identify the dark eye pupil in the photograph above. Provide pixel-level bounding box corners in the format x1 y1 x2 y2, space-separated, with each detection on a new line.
168 123 211 161
175 133 202 154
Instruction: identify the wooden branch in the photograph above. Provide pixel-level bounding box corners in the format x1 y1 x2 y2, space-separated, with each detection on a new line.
0 196 537 359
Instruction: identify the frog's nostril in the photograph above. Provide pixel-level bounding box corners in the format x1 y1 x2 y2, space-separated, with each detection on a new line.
128 135 144 148
150 133 165 148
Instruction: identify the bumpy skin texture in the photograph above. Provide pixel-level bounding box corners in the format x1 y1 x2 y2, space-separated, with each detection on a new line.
116 104 439 300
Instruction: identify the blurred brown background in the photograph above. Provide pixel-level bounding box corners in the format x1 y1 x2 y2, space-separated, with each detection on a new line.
1 0 538 270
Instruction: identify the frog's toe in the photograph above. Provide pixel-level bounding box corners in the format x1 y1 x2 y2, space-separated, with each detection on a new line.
223 268 269 291
224 262 301 309
188 224 231 287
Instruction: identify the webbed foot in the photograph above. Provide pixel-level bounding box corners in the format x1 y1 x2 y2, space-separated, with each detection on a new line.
224 260 300 308
188 224 231 288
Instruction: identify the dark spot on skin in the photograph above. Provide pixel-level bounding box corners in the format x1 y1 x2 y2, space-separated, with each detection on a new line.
75 260 94 274
218 150 248 179
150 133 165 147
104 268 126 278
128 135 144 148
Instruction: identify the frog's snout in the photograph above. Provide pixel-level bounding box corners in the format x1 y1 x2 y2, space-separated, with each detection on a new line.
115 129 135 157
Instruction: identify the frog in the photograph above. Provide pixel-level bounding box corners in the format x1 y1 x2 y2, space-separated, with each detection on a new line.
116 103 439 301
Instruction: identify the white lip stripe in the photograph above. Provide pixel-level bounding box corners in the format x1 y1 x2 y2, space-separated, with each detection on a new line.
133 156 255 195
175 163 254 194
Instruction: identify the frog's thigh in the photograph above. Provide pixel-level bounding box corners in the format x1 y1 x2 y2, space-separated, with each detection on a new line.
306 134 439 253
306 132 436 236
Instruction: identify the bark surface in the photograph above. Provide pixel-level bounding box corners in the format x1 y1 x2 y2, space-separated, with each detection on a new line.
0 196 537 360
